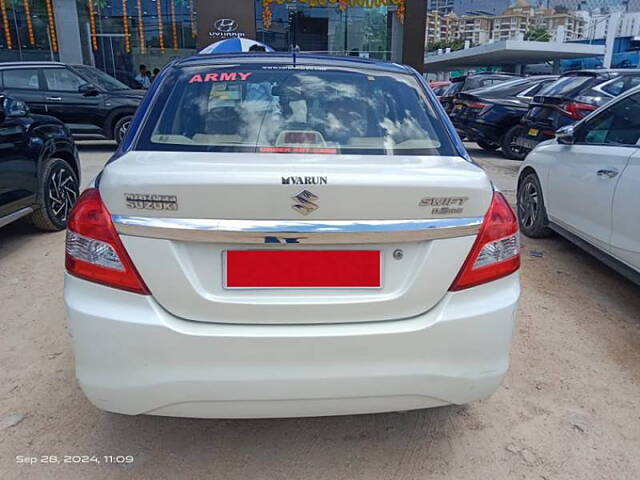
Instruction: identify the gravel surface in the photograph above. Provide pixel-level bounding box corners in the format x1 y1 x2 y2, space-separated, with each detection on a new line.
1 142 639 480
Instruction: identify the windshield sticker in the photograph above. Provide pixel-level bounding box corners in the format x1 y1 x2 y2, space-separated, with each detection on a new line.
262 65 328 71
189 72 252 83
259 147 337 154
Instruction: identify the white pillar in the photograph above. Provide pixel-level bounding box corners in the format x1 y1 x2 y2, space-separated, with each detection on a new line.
604 12 621 69
53 0 84 64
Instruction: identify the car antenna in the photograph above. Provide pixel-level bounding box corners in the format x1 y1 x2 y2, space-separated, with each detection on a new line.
290 8 297 67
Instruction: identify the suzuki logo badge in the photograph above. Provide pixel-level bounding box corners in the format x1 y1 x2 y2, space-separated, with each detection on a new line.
214 18 238 33
291 190 319 216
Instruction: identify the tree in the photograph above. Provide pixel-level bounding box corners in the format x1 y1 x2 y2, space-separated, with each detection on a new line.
524 27 551 42
426 39 465 53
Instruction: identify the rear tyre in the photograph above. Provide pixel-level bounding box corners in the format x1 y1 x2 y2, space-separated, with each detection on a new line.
501 125 529 161
477 140 499 151
113 115 133 145
30 158 79 231
517 173 553 238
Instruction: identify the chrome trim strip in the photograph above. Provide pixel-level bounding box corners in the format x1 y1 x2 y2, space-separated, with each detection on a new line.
0 207 34 229
112 215 483 244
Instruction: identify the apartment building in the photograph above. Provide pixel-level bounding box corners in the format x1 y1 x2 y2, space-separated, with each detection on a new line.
426 11 464 44
426 0 586 47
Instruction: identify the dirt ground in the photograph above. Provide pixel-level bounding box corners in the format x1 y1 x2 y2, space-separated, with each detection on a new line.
1 143 639 480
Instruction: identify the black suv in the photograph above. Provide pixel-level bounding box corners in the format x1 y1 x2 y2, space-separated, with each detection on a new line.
516 69 640 152
0 95 80 231
0 62 145 144
439 72 522 114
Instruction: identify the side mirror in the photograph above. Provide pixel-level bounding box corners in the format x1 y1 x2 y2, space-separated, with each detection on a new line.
79 84 100 96
556 125 575 145
3 97 29 117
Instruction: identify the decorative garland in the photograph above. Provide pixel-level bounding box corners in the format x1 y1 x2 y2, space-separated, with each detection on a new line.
170 0 178 51
136 0 145 53
0 0 10 49
156 0 164 53
87 0 97 50
22 0 35 46
262 0 405 29
122 0 130 52
45 0 58 51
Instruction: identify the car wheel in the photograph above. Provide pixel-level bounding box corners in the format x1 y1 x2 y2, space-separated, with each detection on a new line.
113 115 133 144
501 125 529 161
477 140 499 151
30 158 79 231
517 173 553 238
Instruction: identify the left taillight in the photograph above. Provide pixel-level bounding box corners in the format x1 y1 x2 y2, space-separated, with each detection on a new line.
65 188 149 294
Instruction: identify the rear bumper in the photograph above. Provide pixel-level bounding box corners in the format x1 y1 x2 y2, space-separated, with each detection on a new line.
518 120 559 148
463 121 501 144
64 273 520 418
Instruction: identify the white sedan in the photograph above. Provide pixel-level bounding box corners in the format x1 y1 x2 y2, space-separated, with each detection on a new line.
64 54 520 418
518 86 640 284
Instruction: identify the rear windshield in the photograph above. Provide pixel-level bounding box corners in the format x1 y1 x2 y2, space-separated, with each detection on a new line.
539 75 595 97
443 81 464 96
464 75 513 90
469 78 533 96
136 65 456 156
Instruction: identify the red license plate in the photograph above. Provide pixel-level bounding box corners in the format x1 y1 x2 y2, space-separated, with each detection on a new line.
225 250 381 288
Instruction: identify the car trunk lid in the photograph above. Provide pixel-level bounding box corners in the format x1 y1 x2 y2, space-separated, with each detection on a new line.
98 151 493 325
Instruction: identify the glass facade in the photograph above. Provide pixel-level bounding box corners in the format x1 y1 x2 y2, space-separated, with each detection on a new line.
1 0 407 80
0 0 61 61
74 0 197 83
256 1 405 61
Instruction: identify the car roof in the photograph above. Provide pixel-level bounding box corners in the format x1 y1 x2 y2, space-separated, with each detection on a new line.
0 61 94 70
174 53 412 75
561 68 640 77
0 61 66 67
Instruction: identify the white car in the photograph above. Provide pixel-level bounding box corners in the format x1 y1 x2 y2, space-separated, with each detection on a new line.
518 86 640 284
64 55 520 418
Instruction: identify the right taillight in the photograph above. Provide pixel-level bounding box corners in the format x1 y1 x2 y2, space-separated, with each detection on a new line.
562 101 598 120
449 192 520 291
65 188 149 294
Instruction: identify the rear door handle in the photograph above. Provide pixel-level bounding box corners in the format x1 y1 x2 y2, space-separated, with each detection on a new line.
597 168 619 178
46 96 62 101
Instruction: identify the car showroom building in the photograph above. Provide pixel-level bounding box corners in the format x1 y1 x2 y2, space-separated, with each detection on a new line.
0 0 426 83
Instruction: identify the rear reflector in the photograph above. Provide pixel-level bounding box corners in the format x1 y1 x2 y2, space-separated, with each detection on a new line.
66 188 149 294
450 192 520 291
225 250 381 288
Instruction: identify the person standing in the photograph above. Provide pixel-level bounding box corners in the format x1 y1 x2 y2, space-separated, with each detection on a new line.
135 64 151 89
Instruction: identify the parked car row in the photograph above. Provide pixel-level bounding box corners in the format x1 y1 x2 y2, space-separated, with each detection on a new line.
438 71 522 114
436 69 640 160
517 69 640 154
449 75 558 158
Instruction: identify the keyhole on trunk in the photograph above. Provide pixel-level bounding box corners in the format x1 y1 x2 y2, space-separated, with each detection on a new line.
393 249 404 260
